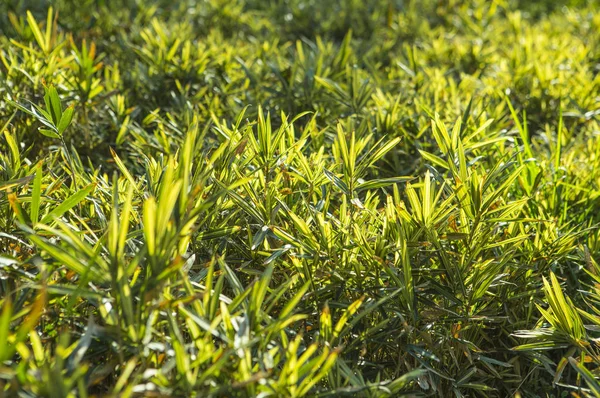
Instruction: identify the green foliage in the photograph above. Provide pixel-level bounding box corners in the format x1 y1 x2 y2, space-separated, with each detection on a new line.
1 0 600 396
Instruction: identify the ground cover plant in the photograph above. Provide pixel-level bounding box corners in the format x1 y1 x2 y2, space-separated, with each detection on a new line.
1 0 600 396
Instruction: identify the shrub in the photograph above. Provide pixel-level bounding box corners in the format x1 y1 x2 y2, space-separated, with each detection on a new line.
1 1 600 396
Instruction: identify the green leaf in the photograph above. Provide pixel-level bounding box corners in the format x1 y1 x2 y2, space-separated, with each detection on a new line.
0 299 13 362
355 176 413 192
323 168 349 194
40 183 95 224
26 11 47 52
57 105 75 134
0 176 34 192
44 84 62 125
569 357 600 395
419 150 449 170
7 100 35 117
38 128 61 139
31 163 42 225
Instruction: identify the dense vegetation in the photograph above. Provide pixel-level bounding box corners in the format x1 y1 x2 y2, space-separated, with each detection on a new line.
1 0 600 396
